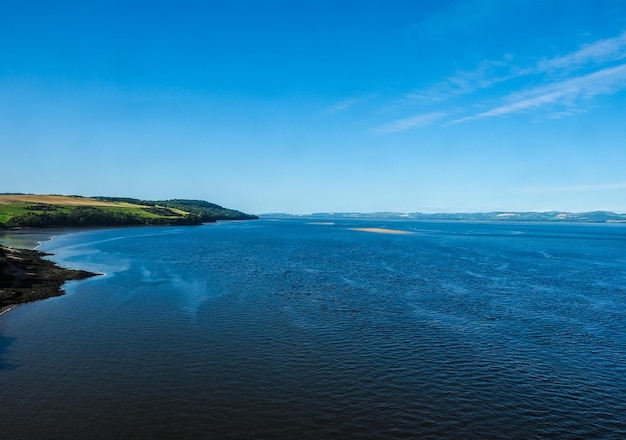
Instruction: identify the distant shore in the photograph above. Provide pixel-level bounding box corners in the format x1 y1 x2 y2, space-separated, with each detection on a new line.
0 242 98 314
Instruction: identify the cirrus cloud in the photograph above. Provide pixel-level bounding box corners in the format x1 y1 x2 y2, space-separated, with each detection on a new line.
451 63 626 124
369 111 448 135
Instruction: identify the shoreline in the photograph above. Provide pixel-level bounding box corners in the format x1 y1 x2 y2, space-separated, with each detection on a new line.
0 221 251 315
0 243 99 313
0 305 15 315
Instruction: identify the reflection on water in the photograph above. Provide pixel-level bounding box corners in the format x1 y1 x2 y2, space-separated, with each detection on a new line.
0 229 56 249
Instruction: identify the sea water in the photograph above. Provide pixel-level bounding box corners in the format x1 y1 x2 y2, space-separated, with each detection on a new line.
1 219 625 439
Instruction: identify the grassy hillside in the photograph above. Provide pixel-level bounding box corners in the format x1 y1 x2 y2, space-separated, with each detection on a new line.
93 197 258 222
0 194 257 228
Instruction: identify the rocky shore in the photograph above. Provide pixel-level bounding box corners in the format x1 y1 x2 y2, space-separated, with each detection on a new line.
0 244 97 313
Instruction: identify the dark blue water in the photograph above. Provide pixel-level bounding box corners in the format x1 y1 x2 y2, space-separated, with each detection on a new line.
1 220 625 439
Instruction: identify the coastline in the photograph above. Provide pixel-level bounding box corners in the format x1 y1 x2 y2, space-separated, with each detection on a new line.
0 238 98 313
0 221 247 314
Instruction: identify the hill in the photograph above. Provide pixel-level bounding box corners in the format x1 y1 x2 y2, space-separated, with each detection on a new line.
262 211 626 223
0 194 257 229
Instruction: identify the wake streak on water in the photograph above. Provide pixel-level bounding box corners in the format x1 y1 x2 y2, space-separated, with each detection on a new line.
1 220 625 439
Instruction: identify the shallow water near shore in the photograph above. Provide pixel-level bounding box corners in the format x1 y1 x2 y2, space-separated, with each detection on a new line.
1 219 626 439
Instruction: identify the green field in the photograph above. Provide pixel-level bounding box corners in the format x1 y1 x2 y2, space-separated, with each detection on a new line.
0 194 257 228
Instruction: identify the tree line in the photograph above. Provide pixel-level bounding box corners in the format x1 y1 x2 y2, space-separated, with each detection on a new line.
6 207 202 228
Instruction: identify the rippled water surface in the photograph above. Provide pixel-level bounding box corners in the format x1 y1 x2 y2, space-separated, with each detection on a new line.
1 220 626 439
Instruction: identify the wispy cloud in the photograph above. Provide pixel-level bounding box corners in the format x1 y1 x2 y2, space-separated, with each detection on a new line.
323 97 365 114
532 31 626 72
366 29 626 132
370 112 447 135
522 183 626 193
403 57 518 103
421 31 626 102
451 63 626 124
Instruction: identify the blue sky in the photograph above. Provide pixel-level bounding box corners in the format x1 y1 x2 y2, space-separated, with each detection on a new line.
2 0 626 214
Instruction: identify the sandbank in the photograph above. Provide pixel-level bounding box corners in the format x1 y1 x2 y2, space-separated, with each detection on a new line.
348 227 414 235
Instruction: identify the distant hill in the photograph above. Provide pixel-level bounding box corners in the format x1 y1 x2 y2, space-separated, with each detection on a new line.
0 194 257 229
261 211 626 223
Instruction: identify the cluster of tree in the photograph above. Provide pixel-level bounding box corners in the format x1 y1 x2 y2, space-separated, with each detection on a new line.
6 207 202 228
141 206 182 217
157 199 258 221
24 203 59 211
93 197 258 221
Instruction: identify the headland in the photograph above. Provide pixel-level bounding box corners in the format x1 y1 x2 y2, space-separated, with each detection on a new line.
0 243 98 314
